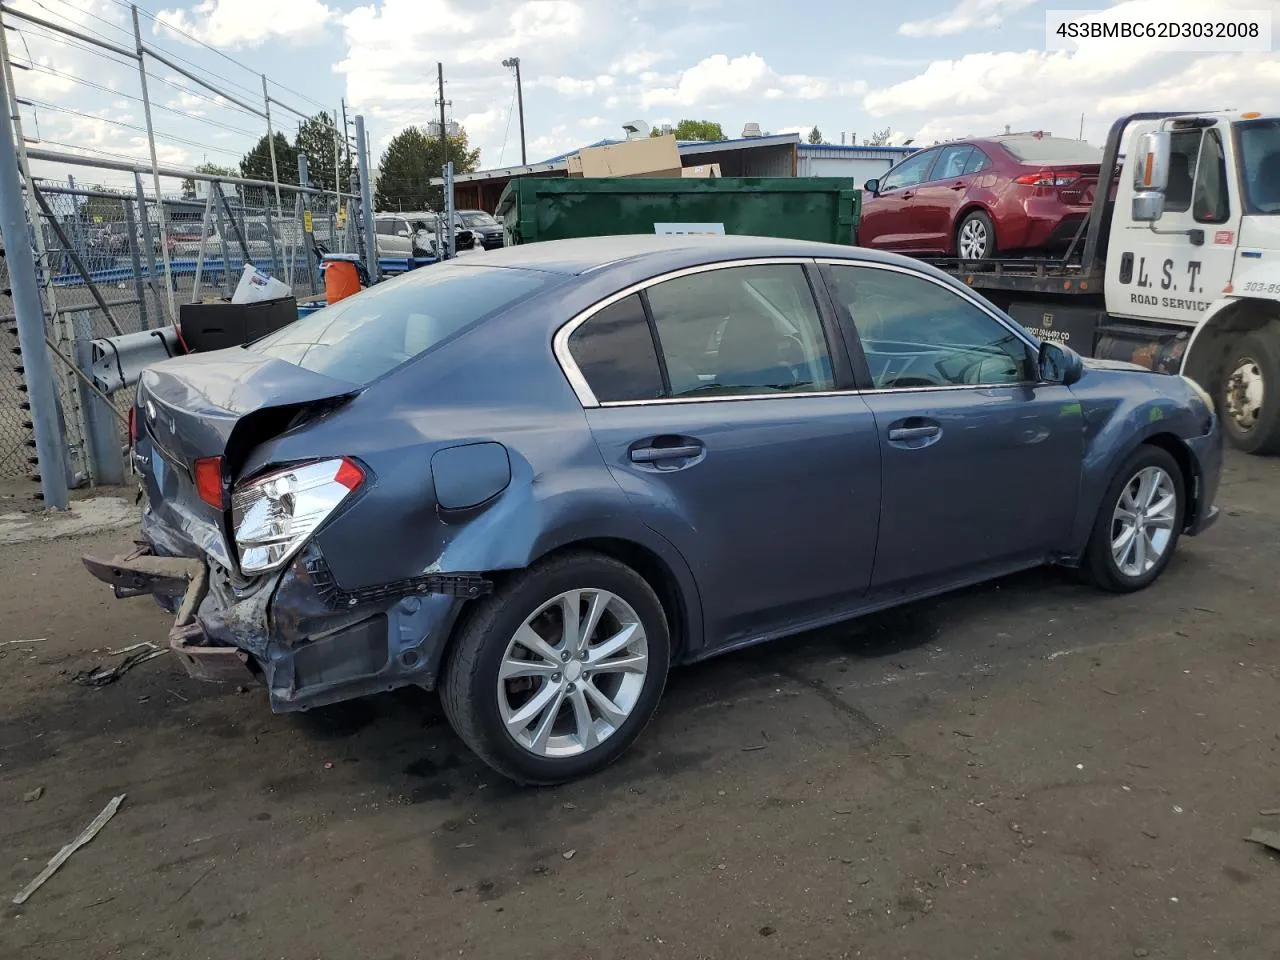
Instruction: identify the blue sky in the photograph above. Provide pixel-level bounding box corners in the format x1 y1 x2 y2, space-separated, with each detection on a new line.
8 0 1280 191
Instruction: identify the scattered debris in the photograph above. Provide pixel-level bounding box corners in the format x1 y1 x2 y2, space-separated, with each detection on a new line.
1245 828 1280 854
166 689 189 703
1173 805 1184 814
562 802 577 810
323 762 334 770
23 786 43 803
1099 687 1119 696
953 729 975 738
562 849 576 861
73 644 166 687
1142 829 1160 839
12 794 125 904
758 926 776 937
0 637 45 647
741 744 767 752
1134 949 1149 957
1259 809 1280 817
1193 606 1218 614
834 809 853 815
456 842 474 849
173 864 215 904
1076 763 1085 770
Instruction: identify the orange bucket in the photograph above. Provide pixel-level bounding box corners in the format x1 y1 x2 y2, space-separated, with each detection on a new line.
323 258 362 305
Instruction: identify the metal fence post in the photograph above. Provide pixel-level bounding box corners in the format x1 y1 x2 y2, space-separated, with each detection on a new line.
297 153 318 294
72 311 124 485
444 161 456 259
260 191 282 281
0 61 68 507
354 115 380 283
132 4 176 324
211 184 235 298
262 75 290 285
121 197 150 330
134 173 165 317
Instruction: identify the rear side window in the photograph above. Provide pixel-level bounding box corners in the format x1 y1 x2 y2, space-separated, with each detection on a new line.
252 264 558 385
567 294 664 402
962 148 992 174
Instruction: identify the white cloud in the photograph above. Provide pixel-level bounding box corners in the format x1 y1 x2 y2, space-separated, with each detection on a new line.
610 49 670 75
899 0 1036 38
154 0 336 49
641 53 864 110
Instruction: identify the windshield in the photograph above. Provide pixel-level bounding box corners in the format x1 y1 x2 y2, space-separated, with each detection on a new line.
1237 119 1280 214
999 136 1102 164
461 212 497 226
251 263 560 384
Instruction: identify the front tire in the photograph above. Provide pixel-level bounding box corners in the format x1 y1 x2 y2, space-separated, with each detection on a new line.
956 210 995 260
1219 330 1280 454
1084 445 1185 593
440 551 670 784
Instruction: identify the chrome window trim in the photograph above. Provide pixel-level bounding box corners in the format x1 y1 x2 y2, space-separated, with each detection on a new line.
552 255 1043 409
553 257 820 408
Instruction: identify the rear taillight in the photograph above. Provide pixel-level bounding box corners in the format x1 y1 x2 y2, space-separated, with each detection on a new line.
128 406 138 444
232 457 365 574
194 456 225 509
1014 170 1081 187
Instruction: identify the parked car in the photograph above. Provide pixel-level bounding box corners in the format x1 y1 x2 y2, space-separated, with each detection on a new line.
858 134 1115 260
374 212 472 258
457 209 504 250
85 235 1220 784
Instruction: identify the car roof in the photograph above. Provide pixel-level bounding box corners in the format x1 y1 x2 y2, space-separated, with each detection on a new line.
460 234 931 276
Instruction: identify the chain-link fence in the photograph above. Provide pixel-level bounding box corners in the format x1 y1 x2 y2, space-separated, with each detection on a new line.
0 162 366 486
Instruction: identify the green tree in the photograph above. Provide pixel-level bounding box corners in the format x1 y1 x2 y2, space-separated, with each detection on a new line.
864 126 893 146
295 112 351 193
239 132 298 185
181 161 236 199
651 119 727 141
374 126 481 211
807 126 825 144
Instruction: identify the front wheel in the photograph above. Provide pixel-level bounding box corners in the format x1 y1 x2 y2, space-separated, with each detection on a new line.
440 552 670 784
1084 445 1185 593
1219 330 1280 454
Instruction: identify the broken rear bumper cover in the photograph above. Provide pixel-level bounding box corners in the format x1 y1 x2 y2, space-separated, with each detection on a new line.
83 512 488 712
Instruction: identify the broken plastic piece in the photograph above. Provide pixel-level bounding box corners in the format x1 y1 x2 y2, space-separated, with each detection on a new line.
12 794 126 904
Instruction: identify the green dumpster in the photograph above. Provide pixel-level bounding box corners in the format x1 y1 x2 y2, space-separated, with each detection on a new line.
496 177 860 246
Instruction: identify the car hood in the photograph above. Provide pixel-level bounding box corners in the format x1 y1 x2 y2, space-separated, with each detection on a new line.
1081 356 1151 373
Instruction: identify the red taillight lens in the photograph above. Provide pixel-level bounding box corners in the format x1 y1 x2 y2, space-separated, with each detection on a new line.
194 456 225 508
128 406 138 444
334 457 365 491
1015 170 1081 187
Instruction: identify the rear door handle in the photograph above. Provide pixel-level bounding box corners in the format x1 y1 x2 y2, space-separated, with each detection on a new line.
950 181 966 190
899 191 914 199
630 443 703 463
887 425 940 442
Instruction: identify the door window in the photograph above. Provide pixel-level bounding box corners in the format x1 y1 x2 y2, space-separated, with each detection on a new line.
645 264 834 397
566 294 665 403
825 265 1032 388
962 148 992 174
1164 130 1202 213
933 145 974 181
1192 128 1230 224
879 150 937 192
375 219 394 236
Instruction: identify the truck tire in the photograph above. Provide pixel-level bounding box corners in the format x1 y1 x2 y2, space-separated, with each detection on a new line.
1219 329 1280 454
955 211 995 260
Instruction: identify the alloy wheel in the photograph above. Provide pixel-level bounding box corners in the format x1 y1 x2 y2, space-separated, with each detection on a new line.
497 589 649 758
958 218 989 259
1110 466 1177 578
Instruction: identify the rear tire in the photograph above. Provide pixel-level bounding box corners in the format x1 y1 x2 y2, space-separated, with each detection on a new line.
440 551 670 785
1084 445 1185 593
1219 329 1280 454
955 210 995 260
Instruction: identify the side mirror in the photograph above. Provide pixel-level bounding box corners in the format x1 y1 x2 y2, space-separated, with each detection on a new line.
863 178 880 196
1038 340 1084 386
396 228 410 238
1131 129 1170 223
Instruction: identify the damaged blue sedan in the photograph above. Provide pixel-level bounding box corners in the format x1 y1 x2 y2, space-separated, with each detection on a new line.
85 235 1221 783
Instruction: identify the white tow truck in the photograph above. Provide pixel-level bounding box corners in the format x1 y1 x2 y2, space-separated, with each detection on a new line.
929 109 1280 453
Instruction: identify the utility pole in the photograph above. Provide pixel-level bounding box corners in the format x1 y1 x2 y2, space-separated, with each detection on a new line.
435 62 448 168
502 56 526 165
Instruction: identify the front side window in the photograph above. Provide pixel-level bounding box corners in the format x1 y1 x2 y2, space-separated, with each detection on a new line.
645 264 834 397
880 150 936 192
1237 118 1280 213
1193 128 1230 223
374 219 394 236
825 265 1031 389
566 294 665 403
1164 129 1202 213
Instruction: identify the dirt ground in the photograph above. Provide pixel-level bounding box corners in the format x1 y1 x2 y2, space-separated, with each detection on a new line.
2 452 1278 960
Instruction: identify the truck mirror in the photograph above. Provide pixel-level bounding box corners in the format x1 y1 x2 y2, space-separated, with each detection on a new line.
863 178 880 196
1132 191 1166 222
1133 130 1171 192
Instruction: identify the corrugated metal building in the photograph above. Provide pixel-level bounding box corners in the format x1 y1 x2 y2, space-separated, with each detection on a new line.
796 143 918 184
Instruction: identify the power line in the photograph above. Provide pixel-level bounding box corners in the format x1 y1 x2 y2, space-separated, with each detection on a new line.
29 0 134 43
24 98 245 159
11 22 138 71
498 85 516 166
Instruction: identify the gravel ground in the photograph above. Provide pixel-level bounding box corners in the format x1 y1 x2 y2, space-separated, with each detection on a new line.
1 450 1278 960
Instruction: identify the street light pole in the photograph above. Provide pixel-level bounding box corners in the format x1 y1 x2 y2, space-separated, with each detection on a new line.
502 56 526 166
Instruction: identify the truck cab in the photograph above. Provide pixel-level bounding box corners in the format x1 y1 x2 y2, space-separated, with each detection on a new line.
1122 111 1280 452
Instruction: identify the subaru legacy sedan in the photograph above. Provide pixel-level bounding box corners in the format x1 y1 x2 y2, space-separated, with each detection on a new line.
85 236 1221 784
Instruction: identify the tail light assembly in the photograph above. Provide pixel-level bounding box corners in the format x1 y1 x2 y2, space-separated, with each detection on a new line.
231 457 365 574
1014 170 1082 187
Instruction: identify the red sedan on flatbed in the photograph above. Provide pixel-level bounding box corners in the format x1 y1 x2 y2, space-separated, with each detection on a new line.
857 133 1115 260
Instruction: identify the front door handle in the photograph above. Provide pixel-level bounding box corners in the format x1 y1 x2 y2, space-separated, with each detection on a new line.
890 427 942 445
950 181 967 190
899 191 914 200
630 442 703 463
